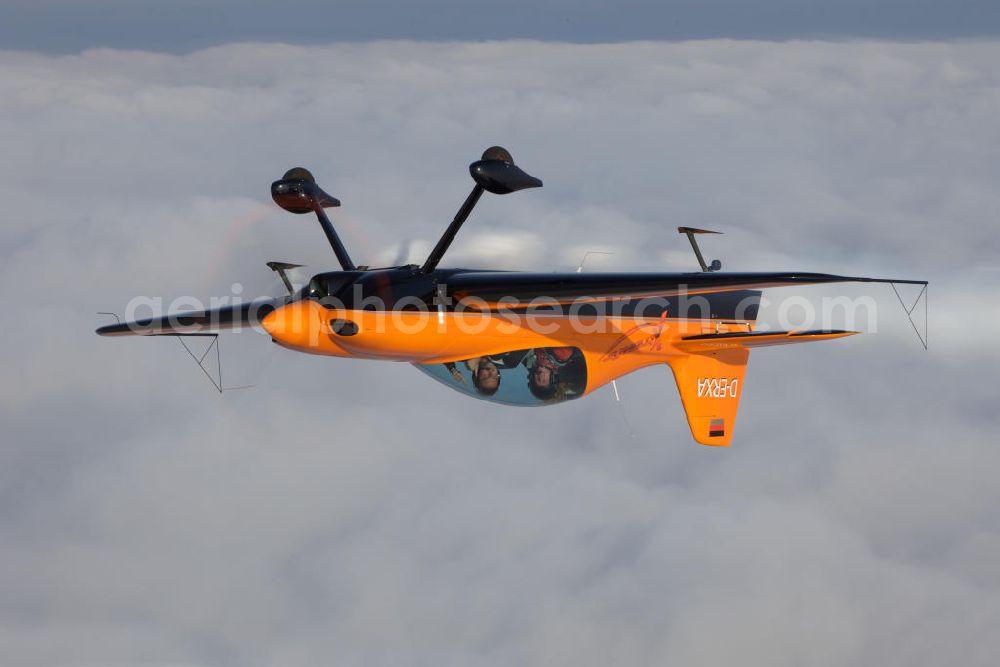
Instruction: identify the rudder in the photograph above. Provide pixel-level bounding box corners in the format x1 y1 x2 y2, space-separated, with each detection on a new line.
666 348 749 447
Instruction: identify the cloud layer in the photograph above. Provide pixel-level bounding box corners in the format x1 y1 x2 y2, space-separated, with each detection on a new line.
1 40 998 666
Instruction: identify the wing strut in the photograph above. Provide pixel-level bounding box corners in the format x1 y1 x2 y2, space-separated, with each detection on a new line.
96 308 256 392
890 281 928 350
173 334 255 393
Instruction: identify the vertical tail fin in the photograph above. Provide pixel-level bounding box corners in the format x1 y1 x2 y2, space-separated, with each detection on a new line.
666 348 749 447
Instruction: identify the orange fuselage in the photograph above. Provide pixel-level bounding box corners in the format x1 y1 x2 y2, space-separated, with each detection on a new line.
261 299 755 396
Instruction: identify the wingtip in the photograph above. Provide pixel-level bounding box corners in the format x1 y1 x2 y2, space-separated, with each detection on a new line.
96 322 139 336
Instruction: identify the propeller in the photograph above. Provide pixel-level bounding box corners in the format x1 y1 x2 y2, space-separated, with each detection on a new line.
391 239 414 267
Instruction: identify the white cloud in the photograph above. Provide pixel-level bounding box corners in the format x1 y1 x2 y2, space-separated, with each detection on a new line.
1 40 999 667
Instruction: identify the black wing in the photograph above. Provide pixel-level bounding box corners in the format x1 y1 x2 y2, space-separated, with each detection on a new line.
447 271 926 306
95 299 281 337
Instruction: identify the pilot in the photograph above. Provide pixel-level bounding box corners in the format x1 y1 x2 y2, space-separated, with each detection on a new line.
527 363 557 400
526 347 585 401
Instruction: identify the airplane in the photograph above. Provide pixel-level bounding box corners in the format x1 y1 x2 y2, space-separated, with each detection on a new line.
96 146 927 446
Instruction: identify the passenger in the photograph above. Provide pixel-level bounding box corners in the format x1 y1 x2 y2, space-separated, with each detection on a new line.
464 357 501 396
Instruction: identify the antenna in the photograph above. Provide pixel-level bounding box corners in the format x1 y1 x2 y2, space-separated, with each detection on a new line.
576 251 614 272
271 168 356 271
677 227 722 272
421 146 542 273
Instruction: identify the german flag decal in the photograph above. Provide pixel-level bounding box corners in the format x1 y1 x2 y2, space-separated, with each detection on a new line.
709 418 725 437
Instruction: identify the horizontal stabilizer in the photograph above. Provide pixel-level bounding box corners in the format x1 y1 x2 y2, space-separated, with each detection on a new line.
677 329 857 353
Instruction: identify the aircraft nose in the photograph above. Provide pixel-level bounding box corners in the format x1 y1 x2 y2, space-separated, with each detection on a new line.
262 300 354 355
262 301 314 341
261 303 282 337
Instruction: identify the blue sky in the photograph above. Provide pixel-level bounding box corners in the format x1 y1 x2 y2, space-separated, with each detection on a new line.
3 0 999 52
